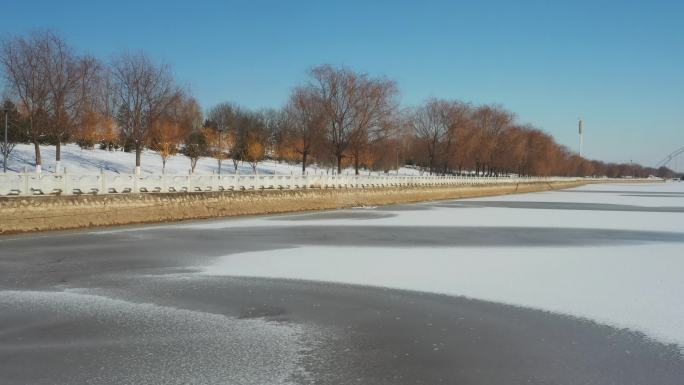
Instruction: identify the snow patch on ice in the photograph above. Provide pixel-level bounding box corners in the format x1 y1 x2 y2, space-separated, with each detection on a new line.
198 182 684 348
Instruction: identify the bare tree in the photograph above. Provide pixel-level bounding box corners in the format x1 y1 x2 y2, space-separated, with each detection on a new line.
440 101 471 174
91 65 119 150
233 110 269 173
70 55 104 148
177 96 203 173
0 32 49 173
495 124 528 176
148 93 185 173
284 87 325 174
470 105 514 175
111 52 179 175
150 93 201 173
260 107 288 163
35 31 82 173
309 65 355 174
183 130 207 174
0 99 22 172
206 102 238 174
347 75 398 174
411 99 452 175
309 64 397 174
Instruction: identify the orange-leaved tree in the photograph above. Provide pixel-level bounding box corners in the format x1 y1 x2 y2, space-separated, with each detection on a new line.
149 118 183 173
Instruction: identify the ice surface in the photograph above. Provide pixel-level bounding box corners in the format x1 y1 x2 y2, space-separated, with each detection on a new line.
200 182 684 348
0 290 311 385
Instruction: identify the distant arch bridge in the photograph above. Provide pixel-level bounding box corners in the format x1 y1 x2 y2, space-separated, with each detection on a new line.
656 146 684 168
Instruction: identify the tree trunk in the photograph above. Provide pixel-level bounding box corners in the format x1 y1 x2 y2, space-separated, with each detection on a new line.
217 132 222 175
135 143 142 175
301 152 308 175
354 154 360 176
55 140 62 173
33 139 42 174
336 153 343 175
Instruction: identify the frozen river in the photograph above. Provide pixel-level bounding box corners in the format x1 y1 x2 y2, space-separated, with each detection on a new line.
201 182 684 347
1 182 683 384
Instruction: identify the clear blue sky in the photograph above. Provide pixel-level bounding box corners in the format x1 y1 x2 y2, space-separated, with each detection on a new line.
3 0 683 169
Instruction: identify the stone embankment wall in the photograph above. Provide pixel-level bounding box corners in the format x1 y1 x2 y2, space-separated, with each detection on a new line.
0 180 595 234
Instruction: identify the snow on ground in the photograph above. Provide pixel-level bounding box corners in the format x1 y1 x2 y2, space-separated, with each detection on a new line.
197 182 684 348
4 143 421 176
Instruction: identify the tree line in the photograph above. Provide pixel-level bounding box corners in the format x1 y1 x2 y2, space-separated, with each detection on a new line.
1 31 679 178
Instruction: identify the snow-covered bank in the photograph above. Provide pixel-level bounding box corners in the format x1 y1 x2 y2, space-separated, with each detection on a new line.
4 143 421 176
199 182 684 348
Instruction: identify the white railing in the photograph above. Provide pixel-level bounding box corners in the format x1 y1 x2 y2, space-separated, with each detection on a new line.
0 171 589 197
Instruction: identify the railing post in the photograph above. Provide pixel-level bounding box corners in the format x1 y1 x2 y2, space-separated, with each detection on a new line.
22 171 29 196
63 168 69 195
100 168 106 194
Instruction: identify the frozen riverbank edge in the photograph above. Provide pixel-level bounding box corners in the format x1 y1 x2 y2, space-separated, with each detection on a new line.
0 179 657 234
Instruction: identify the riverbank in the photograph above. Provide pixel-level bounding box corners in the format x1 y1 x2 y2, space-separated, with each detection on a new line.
0 180 589 234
